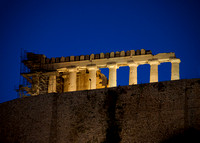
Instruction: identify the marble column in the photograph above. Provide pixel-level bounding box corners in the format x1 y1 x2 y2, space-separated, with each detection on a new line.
48 74 56 93
62 75 68 92
68 67 77 92
149 60 160 83
128 62 138 85
107 63 118 87
171 58 181 80
87 65 98 90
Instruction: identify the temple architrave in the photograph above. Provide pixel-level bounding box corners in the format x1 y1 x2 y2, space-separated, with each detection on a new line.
19 49 180 96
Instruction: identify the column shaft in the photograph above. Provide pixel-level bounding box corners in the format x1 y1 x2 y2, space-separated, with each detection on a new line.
68 70 77 91
62 75 68 92
108 64 117 87
87 65 98 90
149 60 160 83
129 63 138 85
171 59 181 80
150 65 158 83
48 75 56 93
88 69 97 89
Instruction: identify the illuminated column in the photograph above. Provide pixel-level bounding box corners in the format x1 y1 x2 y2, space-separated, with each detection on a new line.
68 67 77 92
171 58 181 80
87 65 98 90
48 74 57 93
107 63 118 87
128 62 138 85
62 75 68 92
149 60 160 83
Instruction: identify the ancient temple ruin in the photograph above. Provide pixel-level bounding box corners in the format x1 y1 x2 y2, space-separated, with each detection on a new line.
18 49 180 97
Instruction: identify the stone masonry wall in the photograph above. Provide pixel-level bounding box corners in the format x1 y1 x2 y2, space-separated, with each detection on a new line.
0 79 200 143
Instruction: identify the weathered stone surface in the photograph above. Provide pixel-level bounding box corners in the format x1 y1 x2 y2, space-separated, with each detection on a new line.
65 56 70 62
110 52 114 58
125 50 130 56
21 50 180 96
50 57 55 63
100 53 104 59
80 55 84 61
60 57 65 62
115 51 120 57
1 79 200 143
120 51 125 57
141 49 146 55
70 56 74 61
55 57 60 63
94 54 100 59
75 56 79 61
90 54 94 60
105 53 110 58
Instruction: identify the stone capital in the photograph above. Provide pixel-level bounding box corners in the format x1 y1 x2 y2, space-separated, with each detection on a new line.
57 68 67 73
87 64 98 70
148 60 160 65
170 58 181 64
107 62 118 69
47 71 58 76
67 66 77 72
127 61 138 67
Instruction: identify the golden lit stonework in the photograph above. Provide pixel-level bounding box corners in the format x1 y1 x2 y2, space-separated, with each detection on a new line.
18 49 180 96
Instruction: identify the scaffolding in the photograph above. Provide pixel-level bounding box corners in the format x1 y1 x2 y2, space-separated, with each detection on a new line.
17 49 50 97
17 49 31 98
38 73 49 95
17 50 108 97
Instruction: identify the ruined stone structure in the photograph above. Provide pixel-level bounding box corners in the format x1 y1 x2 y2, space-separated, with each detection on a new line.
19 49 180 96
1 79 200 143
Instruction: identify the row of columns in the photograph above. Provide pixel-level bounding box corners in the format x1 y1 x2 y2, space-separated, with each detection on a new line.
48 65 99 93
108 59 180 86
108 62 138 87
148 58 181 82
48 58 181 93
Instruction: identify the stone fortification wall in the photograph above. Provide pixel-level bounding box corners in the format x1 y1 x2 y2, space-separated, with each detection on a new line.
1 79 200 143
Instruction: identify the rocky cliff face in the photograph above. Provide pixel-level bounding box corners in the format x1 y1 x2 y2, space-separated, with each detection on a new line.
1 79 200 143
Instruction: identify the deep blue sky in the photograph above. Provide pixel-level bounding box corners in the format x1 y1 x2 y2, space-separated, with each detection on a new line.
0 0 200 103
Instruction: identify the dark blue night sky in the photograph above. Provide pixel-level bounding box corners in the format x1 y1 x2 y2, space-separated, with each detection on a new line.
0 0 200 103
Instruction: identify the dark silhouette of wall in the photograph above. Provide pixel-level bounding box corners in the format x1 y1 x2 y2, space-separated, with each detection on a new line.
0 79 200 143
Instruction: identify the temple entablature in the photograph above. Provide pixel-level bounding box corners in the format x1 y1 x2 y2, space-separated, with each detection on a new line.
170 58 181 63
19 49 181 96
23 49 178 71
40 52 175 71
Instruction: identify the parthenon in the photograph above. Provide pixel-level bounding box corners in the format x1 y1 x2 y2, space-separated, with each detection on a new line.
18 49 180 96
